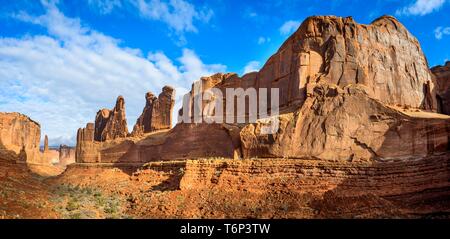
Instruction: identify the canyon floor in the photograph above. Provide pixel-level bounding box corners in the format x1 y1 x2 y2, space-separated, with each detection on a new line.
2 155 450 219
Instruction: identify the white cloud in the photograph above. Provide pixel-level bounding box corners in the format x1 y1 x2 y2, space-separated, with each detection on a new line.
88 0 122 14
434 26 450 39
257 36 270 45
242 61 260 75
0 1 225 146
87 0 213 34
279 20 300 36
396 0 446 16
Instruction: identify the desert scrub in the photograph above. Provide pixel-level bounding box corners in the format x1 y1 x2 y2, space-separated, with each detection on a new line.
51 184 130 219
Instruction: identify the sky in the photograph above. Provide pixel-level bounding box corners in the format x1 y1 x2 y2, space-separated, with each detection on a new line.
0 0 449 146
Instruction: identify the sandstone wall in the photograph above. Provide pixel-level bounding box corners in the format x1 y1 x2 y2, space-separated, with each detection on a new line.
240 83 450 161
431 61 450 115
59 145 76 166
74 16 449 165
76 123 99 163
181 16 437 123
0 112 41 162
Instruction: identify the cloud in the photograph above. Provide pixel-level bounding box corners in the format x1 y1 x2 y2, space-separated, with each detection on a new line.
279 20 300 35
435 26 450 39
0 1 225 146
242 61 260 75
88 0 213 34
257 36 270 45
396 0 446 16
88 0 122 14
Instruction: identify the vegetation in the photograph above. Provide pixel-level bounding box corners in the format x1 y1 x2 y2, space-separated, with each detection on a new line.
51 184 130 219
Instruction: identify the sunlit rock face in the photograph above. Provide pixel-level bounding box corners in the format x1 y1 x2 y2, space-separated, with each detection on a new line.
0 112 41 162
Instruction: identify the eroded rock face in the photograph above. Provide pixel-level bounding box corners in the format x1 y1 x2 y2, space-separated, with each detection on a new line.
240 83 449 161
94 96 129 141
180 16 437 122
131 86 175 136
431 61 450 115
59 145 75 166
75 15 449 164
76 123 98 163
0 112 41 162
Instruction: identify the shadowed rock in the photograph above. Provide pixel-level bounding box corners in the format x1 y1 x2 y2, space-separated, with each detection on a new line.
94 96 129 141
131 86 175 136
431 61 450 115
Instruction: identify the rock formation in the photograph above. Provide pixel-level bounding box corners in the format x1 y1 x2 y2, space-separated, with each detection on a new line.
0 112 41 162
431 61 450 115
75 15 449 165
94 96 129 141
240 83 449 161
76 123 97 163
131 86 175 136
180 15 437 122
59 145 76 166
44 135 49 152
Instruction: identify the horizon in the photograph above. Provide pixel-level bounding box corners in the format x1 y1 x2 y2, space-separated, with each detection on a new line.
1 0 450 146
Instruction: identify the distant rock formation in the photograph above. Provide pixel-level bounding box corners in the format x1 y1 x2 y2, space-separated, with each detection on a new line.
59 145 75 166
431 61 450 115
44 135 49 152
94 96 129 141
131 86 175 136
0 112 41 162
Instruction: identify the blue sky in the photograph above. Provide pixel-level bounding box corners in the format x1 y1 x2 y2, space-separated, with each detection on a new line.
0 0 449 146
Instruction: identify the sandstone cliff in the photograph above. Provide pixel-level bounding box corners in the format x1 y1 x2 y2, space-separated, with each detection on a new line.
0 112 41 162
59 145 75 166
75 15 449 164
431 61 450 115
180 15 437 122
